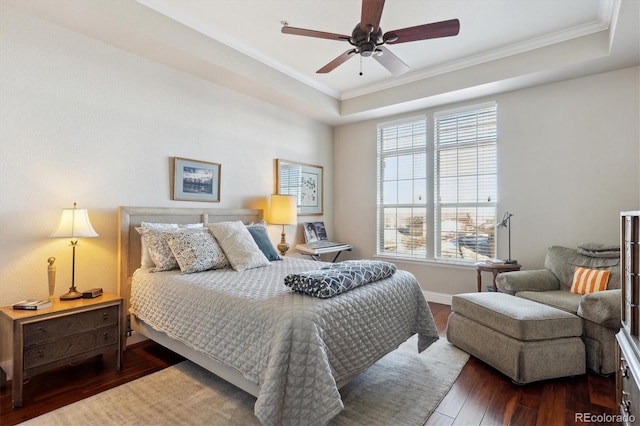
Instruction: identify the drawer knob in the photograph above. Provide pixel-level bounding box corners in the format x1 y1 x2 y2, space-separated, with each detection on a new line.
620 362 629 378
102 313 109 321
103 332 109 340
36 350 43 358
622 391 631 414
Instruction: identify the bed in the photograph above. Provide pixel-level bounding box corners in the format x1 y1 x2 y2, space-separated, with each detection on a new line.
118 206 439 425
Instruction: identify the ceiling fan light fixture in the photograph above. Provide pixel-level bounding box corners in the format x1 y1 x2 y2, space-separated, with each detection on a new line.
360 43 375 57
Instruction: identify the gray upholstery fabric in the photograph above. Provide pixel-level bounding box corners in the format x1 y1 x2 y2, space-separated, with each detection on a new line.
583 318 618 374
578 242 620 252
495 270 560 295
447 311 586 384
516 290 581 314
515 288 620 375
494 245 622 375
582 335 604 374
543 245 621 290
578 289 622 328
451 293 582 341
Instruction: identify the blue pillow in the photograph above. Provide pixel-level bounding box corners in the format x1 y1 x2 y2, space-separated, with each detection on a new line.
247 225 281 261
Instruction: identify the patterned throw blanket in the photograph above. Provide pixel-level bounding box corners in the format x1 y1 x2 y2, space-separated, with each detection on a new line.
284 260 397 298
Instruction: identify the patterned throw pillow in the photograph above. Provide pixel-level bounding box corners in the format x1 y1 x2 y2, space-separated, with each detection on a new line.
136 227 182 272
208 221 271 271
166 229 229 273
570 266 610 294
138 222 204 267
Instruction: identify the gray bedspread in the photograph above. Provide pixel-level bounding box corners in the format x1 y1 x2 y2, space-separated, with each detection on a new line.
129 257 439 425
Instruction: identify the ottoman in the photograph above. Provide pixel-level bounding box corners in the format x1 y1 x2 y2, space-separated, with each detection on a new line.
447 292 585 384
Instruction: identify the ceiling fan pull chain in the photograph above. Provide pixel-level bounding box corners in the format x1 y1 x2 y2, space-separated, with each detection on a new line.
359 55 363 76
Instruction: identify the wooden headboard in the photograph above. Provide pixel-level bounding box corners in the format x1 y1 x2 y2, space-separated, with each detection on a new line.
118 206 263 313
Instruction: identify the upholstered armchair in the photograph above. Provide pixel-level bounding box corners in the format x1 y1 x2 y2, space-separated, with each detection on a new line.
496 245 621 375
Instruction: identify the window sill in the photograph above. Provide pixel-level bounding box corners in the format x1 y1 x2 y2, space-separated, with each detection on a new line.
373 254 477 269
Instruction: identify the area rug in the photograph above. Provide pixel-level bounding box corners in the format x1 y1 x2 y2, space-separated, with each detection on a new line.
23 337 469 426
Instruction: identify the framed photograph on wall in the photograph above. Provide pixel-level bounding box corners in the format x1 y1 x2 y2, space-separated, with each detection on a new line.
172 157 221 202
276 159 323 215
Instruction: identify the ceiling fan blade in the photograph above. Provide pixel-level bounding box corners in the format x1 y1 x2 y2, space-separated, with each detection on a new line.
373 47 409 76
282 26 350 41
385 19 460 44
360 0 385 33
317 50 357 74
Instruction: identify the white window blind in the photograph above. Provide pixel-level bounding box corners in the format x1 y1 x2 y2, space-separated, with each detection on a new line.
377 118 428 258
434 103 497 261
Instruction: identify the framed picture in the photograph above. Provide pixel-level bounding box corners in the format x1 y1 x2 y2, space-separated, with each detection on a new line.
172 157 221 202
303 221 328 243
276 159 323 215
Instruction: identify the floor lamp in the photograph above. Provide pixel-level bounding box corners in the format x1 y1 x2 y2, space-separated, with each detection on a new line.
496 211 517 264
50 202 99 300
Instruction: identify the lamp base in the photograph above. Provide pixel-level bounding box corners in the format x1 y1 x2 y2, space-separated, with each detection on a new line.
505 259 518 264
277 242 290 256
277 227 289 256
60 289 83 300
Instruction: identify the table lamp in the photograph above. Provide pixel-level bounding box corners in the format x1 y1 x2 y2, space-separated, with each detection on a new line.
50 202 99 300
496 211 517 264
270 194 297 256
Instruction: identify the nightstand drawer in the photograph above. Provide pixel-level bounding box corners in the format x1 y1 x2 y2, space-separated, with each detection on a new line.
23 306 119 346
23 325 119 370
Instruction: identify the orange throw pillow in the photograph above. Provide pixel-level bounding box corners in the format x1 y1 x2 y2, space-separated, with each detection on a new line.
570 266 610 295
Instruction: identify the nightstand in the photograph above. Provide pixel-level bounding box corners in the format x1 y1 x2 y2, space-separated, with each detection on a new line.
0 293 124 408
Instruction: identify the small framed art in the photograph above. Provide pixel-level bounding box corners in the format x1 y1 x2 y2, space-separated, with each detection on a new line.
172 157 221 202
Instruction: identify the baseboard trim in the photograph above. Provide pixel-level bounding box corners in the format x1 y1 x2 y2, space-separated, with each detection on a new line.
423 291 452 306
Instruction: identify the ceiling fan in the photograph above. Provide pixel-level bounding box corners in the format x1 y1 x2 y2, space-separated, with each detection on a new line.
281 0 460 76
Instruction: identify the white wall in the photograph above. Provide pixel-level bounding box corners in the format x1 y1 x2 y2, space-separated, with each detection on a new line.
334 66 640 298
0 7 333 306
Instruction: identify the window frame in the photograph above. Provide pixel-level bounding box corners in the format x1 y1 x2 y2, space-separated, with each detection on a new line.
376 116 428 259
375 102 498 264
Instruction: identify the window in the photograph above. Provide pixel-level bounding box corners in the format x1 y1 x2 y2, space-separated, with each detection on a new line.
377 118 428 257
376 103 497 262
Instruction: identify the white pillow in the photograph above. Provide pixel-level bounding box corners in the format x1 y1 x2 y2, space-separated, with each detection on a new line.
166 229 229 273
139 222 203 267
208 221 270 271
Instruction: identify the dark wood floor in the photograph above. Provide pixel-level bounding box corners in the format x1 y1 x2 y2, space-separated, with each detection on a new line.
0 302 616 426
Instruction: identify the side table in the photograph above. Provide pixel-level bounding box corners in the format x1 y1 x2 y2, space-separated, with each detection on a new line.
475 262 522 292
0 293 124 408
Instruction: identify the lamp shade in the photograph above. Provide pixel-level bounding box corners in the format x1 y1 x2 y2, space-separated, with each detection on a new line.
50 203 99 238
270 194 297 225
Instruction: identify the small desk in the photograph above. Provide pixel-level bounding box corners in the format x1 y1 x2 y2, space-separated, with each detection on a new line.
296 244 352 263
475 262 522 292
